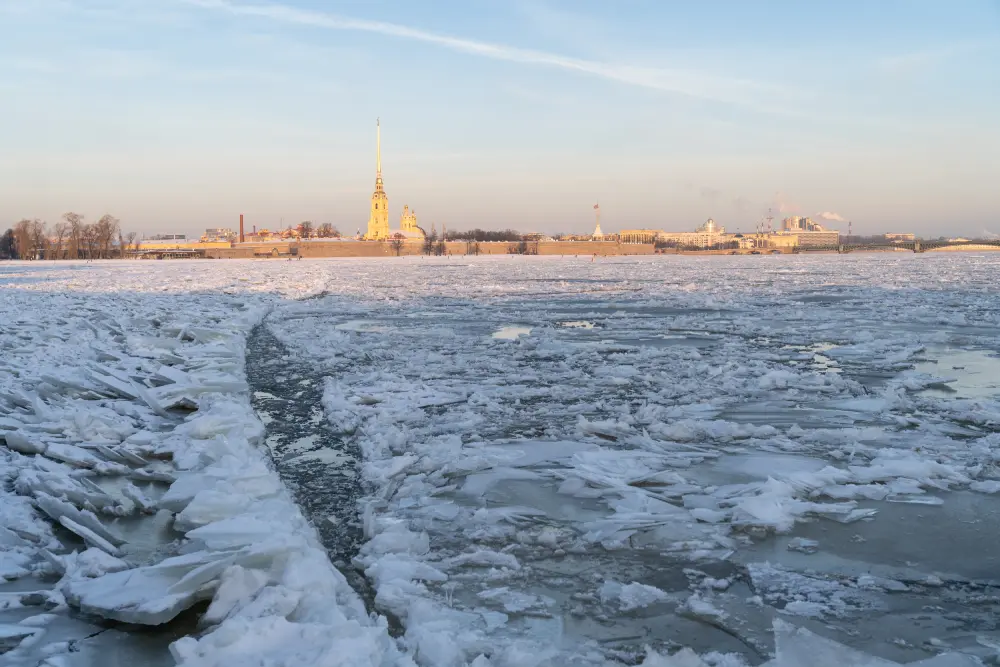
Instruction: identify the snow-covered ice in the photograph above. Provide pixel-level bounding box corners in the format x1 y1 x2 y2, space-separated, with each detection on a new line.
0 261 406 666
3 254 1000 666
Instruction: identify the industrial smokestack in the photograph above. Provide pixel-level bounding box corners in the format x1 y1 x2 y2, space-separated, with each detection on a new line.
239 214 245 243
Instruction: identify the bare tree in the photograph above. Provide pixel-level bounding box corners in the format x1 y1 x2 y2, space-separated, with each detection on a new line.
12 219 32 259
63 213 84 259
0 229 15 259
508 239 534 255
390 233 405 256
449 228 522 242
53 222 70 260
319 223 341 238
423 232 436 256
125 231 137 257
29 219 47 259
94 214 119 259
299 221 314 239
81 223 99 260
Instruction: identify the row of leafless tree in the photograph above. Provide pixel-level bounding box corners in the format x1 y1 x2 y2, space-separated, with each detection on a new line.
1 213 138 260
297 221 340 238
444 228 522 242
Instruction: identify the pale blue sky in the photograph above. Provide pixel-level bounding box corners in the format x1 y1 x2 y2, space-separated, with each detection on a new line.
1 0 998 237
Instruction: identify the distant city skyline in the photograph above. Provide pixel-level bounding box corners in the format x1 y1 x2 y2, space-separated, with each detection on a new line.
1 0 998 238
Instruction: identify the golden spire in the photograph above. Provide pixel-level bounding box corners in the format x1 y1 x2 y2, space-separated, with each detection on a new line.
376 117 382 181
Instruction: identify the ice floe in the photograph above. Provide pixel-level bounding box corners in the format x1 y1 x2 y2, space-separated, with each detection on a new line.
0 261 410 665
4 254 1000 666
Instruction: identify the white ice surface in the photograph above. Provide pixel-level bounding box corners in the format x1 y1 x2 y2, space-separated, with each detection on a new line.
0 261 410 666
3 255 1000 666
264 254 1000 665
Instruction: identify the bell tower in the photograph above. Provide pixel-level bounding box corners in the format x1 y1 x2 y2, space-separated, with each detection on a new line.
365 118 389 240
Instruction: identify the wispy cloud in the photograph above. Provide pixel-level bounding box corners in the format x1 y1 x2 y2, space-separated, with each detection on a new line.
510 0 610 55
772 193 800 215
815 211 846 222
877 40 998 77
498 83 577 107
0 50 158 79
686 184 757 214
0 0 68 16
731 196 751 212
0 56 65 74
699 186 723 202
2 46 295 86
179 0 793 113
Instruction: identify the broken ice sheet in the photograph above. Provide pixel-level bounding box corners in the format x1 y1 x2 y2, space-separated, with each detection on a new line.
0 623 42 654
477 586 553 614
761 621 984 667
63 550 231 625
599 580 670 611
5 249 1000 667
786 537 818 554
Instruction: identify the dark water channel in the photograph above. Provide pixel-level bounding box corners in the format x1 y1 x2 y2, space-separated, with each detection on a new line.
244 322 373 606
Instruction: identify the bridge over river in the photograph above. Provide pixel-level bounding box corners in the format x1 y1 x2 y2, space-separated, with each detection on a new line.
800 239 1000 254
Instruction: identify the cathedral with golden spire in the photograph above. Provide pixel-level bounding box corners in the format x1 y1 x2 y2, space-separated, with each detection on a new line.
365 119 390 240
400 205 420 234
364 119 425 241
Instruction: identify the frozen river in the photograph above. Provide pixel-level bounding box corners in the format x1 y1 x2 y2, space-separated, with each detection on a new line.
2 255 999 666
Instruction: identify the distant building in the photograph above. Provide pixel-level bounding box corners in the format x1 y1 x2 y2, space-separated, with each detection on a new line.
884 232 916 242
776 230 840 247
398 205 425 237
620 217 836 249
365 120 390 240
618 219 731 246
363 120 426 241
201 228 237 242
697 218 725 234
782 216 827 232
655 220 729 247
135 236 232 252
619 229 660 244
738 234 798 250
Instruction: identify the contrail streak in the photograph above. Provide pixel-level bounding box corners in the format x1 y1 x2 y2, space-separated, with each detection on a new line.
180 0 790 113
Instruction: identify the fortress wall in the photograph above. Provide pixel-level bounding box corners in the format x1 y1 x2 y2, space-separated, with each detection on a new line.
450 241 655 256
672 249 742 255
298 243 397 258
205 240 657 259
439 241 655 256
539 241 655 255
205 247 258 259
457 241 506 255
